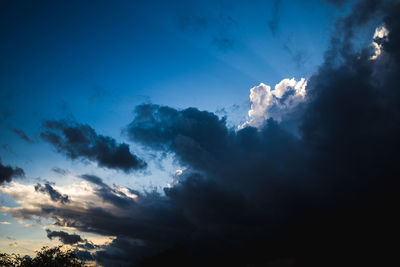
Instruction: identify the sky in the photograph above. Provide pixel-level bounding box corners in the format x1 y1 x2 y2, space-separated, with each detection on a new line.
1 0 400 266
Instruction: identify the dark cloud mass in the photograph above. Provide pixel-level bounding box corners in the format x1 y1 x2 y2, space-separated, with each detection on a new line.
124 0 400 265
35 183 70 204
0 159 24 184
45 229 83 245
41 119 146 172
3 0 400 266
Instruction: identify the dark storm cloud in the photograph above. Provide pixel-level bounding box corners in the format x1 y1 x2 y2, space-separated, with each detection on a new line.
0 159 24 184
2 0 400 266
40 119 146 172
124 0 400 265
45 229 83 245
35 183 70 204
268 0 281 37
11 128 34 144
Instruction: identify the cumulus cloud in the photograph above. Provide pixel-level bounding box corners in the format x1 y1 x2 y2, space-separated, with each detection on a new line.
0 159 24 184
240 78 307 129
41 119 146 172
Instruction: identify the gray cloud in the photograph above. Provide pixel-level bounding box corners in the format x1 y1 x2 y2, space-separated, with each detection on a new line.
0 159 24 184
46 229 84 245
41 119 146 172
35 183 70 204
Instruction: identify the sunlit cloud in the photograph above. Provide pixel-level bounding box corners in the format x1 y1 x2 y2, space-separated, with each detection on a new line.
371 25 389 60
240 77 307 129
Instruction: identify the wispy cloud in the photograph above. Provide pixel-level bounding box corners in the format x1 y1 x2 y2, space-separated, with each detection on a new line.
11 128 34 144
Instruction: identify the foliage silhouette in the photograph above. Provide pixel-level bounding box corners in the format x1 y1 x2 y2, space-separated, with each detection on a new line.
0 245 86 267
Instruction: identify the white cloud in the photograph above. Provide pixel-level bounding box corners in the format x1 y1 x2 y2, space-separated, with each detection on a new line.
371 25 389 60
240 77 307 129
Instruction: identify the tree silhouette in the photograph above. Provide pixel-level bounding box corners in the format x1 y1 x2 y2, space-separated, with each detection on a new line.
0 245 86 267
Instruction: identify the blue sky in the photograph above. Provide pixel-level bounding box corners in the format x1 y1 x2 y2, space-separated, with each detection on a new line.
0 0 342 173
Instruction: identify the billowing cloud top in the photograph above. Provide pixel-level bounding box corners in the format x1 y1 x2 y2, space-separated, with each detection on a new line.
240 77 307 129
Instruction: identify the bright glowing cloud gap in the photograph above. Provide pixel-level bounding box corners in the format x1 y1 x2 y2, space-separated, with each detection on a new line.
0 181 139 220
